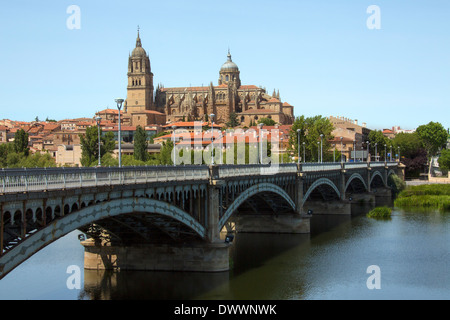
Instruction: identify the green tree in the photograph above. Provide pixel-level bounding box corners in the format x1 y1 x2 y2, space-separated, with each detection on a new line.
368 130 390 160
392 132 423 159
226 112 240 128
257 117 276 126
289 115 334 162
134 125 149 162
416 121 447 157
392 132 427 177
158 140 174 165
79 126 115 167
14 129 29 155
438 149 450 172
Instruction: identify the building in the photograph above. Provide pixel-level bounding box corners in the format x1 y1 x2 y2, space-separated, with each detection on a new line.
124 30 294 127
329 116 372 161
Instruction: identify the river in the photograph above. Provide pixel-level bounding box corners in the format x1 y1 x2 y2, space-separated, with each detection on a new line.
0 206 448 300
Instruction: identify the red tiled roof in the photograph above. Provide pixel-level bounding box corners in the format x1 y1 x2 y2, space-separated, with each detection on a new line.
163 122 222 128
239 109 279 114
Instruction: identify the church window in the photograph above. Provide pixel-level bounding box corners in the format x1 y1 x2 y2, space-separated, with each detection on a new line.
226 75 229 81
139 79 141 85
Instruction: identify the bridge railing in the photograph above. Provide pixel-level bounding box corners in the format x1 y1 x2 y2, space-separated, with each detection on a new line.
301 163 342 172
0 162 399 194
0 166 211 194
218 163 297 178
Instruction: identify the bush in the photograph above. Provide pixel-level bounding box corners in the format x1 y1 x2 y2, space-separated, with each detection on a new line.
388 174 406 196
395 184 450 211
367 206 392 219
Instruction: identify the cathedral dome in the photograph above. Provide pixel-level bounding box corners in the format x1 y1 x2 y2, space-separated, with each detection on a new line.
132 46 147 57
220 51 239 72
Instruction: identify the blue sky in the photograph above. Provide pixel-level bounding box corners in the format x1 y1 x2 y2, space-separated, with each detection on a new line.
0 0 449 131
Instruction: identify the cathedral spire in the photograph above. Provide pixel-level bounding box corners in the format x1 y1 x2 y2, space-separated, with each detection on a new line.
136 25 142 48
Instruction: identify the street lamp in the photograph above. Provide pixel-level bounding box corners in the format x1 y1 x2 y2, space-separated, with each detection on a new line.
332 144 335 162
320 134 324 163
366 141 370 162
115 98 124 167
353 140 356 162
302 142 306 163
398 146 401 162
375 143 378 162
210 114 215 165
384 144 387 164
258 123 264 164
95 115 102 167
390 145 393 162
340 137 344 163
297 129 301 164
172 125 177 166
317 141 320 163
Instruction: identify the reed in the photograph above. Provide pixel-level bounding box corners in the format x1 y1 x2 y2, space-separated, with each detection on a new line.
367 206 392 219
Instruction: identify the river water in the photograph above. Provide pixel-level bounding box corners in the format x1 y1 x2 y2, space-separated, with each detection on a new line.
0 206 449 300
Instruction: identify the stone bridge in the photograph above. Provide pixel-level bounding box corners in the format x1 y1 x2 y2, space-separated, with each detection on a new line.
0 162 399 278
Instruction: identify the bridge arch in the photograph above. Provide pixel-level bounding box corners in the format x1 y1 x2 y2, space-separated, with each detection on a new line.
218 183 296 232
345 173 368 192
370 171 385 187
302 178 341 206
0 197 204 280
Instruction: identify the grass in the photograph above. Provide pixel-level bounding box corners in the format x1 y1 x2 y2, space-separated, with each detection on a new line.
367 206 392 219
394 184 450 211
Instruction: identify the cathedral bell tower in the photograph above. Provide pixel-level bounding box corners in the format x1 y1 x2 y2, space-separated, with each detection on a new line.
218 50 241 88
126 28 154 114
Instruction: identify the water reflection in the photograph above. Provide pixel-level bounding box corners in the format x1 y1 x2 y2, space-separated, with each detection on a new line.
80 269 230 300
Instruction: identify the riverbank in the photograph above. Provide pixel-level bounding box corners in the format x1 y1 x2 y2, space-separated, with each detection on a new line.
394 184 450 211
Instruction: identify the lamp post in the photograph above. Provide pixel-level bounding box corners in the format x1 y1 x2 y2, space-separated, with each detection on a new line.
332 144 335 162
384 144 387 164
115 98 124 168
303 142 306 163
172 125 177 166
297 129 301 164
258 123 264 164
390 145 393 162
361 146 364 162
210 113 215 165
317 141 320 163
95 116 102 167
375 143 378 162
353 140 356 162
366 141 370 162
320 134 323 163
340 137 344 163
398 146 401 162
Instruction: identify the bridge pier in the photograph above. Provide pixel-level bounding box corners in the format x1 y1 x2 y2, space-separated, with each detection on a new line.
372 187 392 206
81 239 230 272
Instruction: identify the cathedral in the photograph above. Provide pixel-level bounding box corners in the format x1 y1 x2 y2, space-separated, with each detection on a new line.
124 30 294 127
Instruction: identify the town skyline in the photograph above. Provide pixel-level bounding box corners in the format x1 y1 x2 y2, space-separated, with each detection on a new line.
1 1 449 131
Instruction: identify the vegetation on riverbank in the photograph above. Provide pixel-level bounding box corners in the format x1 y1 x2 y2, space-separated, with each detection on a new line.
367 206 392 219
394 184 450 211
